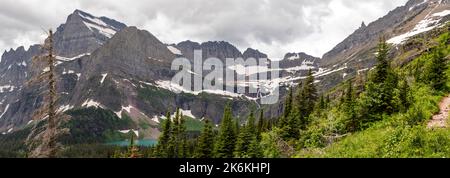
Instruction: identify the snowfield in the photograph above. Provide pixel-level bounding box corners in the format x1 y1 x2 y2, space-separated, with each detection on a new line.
77 11 119 38
388 9 449 45
167 46 182 55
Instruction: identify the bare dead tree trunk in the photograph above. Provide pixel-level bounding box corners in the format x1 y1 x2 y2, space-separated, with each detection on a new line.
28 29 59 158
46 29 57 158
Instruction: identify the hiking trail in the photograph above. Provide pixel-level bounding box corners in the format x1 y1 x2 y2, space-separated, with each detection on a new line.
427 95 450 129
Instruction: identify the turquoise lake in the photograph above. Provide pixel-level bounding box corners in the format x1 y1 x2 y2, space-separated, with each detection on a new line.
107 139 158 147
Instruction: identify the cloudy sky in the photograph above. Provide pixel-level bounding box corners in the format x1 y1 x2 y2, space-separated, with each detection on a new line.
0 0 408 59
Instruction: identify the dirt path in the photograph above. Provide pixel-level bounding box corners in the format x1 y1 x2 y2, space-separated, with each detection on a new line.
427 95 450 129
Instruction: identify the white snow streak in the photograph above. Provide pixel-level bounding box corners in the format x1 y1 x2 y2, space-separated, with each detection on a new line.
0 104 9 119
167 46 182 55
100 73 108 84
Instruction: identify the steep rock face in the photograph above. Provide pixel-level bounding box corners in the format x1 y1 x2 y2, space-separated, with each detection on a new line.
0 45 40 87
320 0 440 67
83 26 175 80
68 26 177 112
314 0 450 93
53 10 126 58
0 9 128 132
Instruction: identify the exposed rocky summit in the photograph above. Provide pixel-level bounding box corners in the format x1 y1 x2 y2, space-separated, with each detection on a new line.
53 9 126 58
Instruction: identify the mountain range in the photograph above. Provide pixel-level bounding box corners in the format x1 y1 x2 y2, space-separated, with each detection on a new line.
0 0 449 140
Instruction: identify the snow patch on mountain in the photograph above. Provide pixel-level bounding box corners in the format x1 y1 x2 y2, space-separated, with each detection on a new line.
388 9 449 45
62 69 75 75
56 53 90 61
287 53 300 60
155 80 244 99
179 109 196 119
57 104 74 113
17 61 26 67
151 115 160 123
82 99 103 108
313 66 347 78
100 73 108 84
284 64 316 72
409 0 429 11
432 10 450 17
118 129 139 137
0 85 15 93
76 11 119 38
167 46 182 55
0 104 9 119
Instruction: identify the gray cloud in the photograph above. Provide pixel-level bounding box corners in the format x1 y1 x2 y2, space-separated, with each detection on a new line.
0 0 407 58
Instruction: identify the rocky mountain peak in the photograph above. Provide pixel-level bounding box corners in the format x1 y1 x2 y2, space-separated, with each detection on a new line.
243 48 268 59
279 52 319 69
53 9 127 58
200 41 243 60
175 40 243 61
360 21 367 29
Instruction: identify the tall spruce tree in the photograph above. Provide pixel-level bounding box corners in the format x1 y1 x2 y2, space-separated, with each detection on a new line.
157 111 172 157
318 95 326 110
426 46 447 90
195 119 214 158
280 87 294 127
325 95 331 108
214 104 236 158
373 38 390 84
257 109 264 141
398 78 411 113
178 113 187 158
361 38 398 123
297 69 318 129
343 80 358 132
167 108 181 158
235 111 259 158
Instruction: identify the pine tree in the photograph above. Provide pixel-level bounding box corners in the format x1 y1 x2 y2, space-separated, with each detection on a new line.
127 134 141 158
345 80 353 104
257 109 264 141
234 117 240 137
195 119 214 158
247 135 262 158
234 111 258 158
167 108 181 158
325 95 331 108
178 112 187 158
373 37 390 84
280 87 294 127
214 104 236 158
318 95 326 110
398 78 411 113
297 69 318 129
343 80 358 132
426 46 447 90
283 106 300 139
156 111 172 157
361 37 398 123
